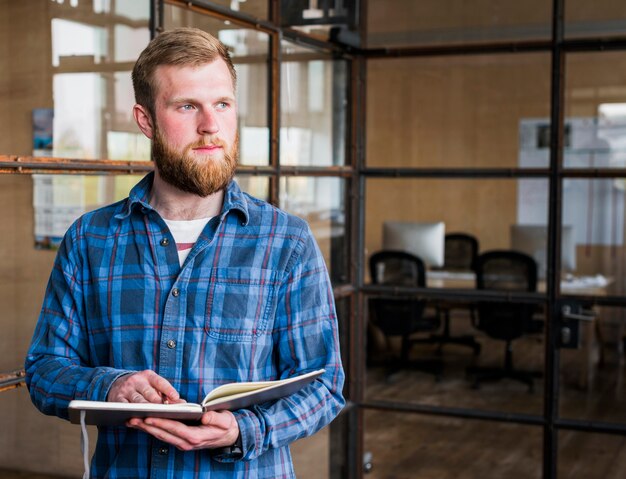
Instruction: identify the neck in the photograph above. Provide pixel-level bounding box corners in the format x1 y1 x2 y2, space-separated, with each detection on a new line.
149 171 224 220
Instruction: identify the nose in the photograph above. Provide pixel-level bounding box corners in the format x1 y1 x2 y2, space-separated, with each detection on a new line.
198 110 219 135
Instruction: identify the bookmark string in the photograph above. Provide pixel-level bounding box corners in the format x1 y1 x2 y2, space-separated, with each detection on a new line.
80 410 90 479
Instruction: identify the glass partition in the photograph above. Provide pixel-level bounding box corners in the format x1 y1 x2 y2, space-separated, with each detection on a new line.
164 3 270 167
559 304 626 425
365 177 547 415
280 40 348 167
564 51 626 170
366 54 552 168
280 176 347 284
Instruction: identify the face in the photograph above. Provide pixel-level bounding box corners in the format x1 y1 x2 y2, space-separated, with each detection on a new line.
134 60 238 197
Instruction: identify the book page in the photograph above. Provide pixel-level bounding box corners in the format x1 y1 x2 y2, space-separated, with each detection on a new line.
201 369 324 405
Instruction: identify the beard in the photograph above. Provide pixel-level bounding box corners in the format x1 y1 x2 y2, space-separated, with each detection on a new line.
152 129 238 197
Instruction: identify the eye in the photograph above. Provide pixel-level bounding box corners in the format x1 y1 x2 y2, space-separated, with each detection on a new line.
179 104 195 111
216 101 230 110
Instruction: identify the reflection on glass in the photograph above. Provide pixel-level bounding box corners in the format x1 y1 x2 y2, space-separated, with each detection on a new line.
164 4 270 166
281 41 347 167
234 175 269 202
50 2 150 161
365 410 542 477
560 304 626 426
367 0 552 48
561 179 623 296
203 0 268 20
565 52 626 170
565 0 626 39
367 54 551 168
279 177 347 284
33 174 144 249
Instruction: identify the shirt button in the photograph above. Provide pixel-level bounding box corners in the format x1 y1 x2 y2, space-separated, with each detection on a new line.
160 238 169 246
167 339 176 349
158 447 169 455
172 288 180 297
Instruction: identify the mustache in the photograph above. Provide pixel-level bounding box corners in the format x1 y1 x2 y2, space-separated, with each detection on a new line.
188 136 227 149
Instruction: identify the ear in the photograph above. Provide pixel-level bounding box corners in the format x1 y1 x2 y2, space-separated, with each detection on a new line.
133 104 155 139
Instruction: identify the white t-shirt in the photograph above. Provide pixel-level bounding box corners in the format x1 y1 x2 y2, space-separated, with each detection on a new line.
163 217 212 266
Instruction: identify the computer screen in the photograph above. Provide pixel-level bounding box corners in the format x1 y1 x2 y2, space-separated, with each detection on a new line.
510 224 576 278
382 221 445 268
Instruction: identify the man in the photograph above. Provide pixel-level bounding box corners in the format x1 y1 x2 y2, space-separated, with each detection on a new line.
25 27 344 478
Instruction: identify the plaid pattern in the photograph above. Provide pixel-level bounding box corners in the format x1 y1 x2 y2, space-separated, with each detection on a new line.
25 173 345 479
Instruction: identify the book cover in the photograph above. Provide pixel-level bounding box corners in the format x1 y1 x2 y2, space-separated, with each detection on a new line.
68 369 325 426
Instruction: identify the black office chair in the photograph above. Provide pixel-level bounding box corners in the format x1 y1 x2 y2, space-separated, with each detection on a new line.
368 250 443 380
430 233 481 355
467 250 542 392
443 233 479 271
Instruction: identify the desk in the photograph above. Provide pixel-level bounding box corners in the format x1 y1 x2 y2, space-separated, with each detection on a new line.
427 270 612 296
426 271 613 389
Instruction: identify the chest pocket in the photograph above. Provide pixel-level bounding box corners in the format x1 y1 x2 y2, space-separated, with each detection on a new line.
205 267 280 342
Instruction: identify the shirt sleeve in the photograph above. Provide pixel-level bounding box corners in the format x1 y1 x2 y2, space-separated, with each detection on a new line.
230 223 345 461
24 221 131 420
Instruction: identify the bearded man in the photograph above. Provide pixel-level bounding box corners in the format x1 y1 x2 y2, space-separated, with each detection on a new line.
25 27 344 479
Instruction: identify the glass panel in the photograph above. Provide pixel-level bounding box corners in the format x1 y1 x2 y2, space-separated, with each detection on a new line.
279 177 347 284
281 41 347 167
234 174 269 202
565 0 626 39
367 0 552 48
560 305 626 424
0 1 150 160
365 178 546 414
562 179 623 296
164 4 270 166
558 430 626 478
367 54 552 168
564 51 626 170
365 410 542 478
33 174 145 248
204 0 268 20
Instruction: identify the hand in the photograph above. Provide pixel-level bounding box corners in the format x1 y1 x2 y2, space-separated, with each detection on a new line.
107 370 182 404
128 410 240 452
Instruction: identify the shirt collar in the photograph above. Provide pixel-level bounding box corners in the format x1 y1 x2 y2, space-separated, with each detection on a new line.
116 172 250 225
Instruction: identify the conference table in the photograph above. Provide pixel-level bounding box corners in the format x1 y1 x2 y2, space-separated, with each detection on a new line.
426 270 612 296
425 270 614 389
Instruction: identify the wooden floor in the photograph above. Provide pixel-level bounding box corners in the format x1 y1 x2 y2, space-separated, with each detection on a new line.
362 309 626 478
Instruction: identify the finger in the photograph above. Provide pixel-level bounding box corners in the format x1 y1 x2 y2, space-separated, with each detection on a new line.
146 372 180 402
130 392 149 403
200 411 232 429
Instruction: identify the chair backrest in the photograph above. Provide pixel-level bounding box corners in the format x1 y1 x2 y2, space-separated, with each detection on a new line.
476 250 537 292
474 250 538 340
369 250 426 287
443 233 479 271
368 250 427 336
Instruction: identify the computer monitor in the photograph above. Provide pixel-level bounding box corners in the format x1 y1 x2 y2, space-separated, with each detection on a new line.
510 224 576 278
382 221 445 268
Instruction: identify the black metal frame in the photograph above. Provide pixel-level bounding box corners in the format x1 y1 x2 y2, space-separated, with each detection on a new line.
3 1 625 478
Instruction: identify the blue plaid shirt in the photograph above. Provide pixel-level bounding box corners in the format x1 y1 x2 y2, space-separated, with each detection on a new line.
25 173 345 479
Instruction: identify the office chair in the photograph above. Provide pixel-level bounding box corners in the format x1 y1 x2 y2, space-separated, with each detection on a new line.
430 233 481 355
368 250 443 380
467 250 542 392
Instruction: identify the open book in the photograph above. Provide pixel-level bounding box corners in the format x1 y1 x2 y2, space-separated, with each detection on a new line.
68 369 324 426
